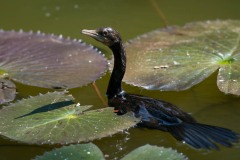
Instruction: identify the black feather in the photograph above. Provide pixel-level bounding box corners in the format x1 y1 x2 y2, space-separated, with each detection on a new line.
166 122 239 149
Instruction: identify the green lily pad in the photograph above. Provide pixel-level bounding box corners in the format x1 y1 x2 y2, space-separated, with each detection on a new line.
0 78 16 104
121 144 187 160
34 143 105 160
123 20 240 95
34 143 187 160
0 92 139 144
0 30 107 89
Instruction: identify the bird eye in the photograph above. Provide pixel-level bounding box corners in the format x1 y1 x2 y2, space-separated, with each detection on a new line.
102 30 107 36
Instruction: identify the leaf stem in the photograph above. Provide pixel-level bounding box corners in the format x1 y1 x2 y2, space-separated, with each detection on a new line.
149 0 169 27
91 82 108 107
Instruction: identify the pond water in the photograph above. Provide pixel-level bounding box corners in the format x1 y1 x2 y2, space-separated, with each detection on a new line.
0 0 240 159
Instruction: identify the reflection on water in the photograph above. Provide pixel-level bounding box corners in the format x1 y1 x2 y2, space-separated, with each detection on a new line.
0 0 240 159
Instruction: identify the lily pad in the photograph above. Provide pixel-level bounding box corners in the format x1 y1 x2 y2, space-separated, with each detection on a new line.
34 143 187 160
0 30 107 89
34 143 105 160
0 92 139 144
121 144 187 160
123 20 240 95
0 78 16 104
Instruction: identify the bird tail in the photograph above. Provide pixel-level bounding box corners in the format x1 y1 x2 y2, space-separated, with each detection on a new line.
165 122 239 149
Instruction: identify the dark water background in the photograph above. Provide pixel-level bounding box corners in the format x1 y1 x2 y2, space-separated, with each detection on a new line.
0 0 240 159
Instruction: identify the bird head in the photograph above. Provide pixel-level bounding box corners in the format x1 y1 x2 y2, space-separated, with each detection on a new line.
82 27 122 47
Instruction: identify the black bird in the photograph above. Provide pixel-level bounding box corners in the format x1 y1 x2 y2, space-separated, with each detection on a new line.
82 27 239 149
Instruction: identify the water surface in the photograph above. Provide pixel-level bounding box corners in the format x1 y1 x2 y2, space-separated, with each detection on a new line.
0 0 240 159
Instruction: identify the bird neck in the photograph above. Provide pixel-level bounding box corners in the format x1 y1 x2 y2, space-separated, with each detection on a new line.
107 41 126 99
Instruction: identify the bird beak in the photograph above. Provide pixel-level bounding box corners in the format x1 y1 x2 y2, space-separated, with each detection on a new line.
82 29 105 43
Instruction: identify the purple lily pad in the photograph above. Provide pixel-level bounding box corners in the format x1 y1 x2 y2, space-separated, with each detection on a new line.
0 78 16 104
0 30 107 89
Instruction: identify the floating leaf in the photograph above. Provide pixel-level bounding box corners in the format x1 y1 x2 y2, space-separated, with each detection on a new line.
0 78 16 104
123 20 240 95
34 143 105 160
0 30 107 89
0 92 139 144
121 144 187 160
35 143 187 160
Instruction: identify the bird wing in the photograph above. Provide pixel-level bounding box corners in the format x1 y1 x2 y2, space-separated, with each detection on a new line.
127 94 196 123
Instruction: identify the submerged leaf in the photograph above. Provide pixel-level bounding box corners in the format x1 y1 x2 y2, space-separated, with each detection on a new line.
0 30 107 89
0 78 16 104
34 143 105 160
123 20 240 95
121 144 187 160
0 92 139 144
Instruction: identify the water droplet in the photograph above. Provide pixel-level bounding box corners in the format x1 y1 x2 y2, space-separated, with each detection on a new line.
45 12 51 17
87 151 90 154
173 61 180 65
74 4 79 9
55 6 61 11
125 137 130 141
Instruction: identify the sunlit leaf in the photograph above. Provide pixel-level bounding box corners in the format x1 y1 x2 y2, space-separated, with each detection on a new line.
0 78 16 104
217 56 240 95
34 143 105 160
0 92 139 144
123 20 240 95
121 144 187 160
0 30 107 89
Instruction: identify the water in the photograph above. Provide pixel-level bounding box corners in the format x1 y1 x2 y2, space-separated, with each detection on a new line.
0 0 240 159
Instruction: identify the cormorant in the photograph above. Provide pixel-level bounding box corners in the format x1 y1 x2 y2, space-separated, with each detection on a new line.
82 27 239 149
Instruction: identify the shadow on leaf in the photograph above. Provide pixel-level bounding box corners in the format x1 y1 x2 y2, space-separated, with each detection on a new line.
15 100 74 119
